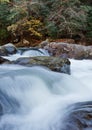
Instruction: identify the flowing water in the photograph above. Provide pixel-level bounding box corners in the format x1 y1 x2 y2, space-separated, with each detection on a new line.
0 49 92 130
2 48 49 61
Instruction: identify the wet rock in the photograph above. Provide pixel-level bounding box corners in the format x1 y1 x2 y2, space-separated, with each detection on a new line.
0 43 17 56
14 56 71 74
62 101 92 130
40 42 92 59
0 57 11 64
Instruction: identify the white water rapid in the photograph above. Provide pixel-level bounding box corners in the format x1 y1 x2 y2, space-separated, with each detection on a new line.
0 49 92 130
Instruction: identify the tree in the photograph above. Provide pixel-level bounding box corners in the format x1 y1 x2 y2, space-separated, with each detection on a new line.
81 4 92 44
0 0 92 45
46 0 87 39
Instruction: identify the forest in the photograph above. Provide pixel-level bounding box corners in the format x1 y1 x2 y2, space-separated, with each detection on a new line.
0 0 92 46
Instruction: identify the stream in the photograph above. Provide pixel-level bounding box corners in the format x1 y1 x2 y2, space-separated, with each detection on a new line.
0 49 92 130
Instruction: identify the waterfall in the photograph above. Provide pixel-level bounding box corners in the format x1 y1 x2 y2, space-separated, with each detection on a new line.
0 59 92 130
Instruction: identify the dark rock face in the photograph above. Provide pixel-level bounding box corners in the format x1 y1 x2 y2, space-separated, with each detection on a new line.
40 42 92 59
14 56 71 74
62 101 92 130
0 43 17 56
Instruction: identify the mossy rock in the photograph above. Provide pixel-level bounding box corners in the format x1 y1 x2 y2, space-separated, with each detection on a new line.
14 56 71 74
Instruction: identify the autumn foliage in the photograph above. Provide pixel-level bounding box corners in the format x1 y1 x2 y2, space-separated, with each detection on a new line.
0 0 92 45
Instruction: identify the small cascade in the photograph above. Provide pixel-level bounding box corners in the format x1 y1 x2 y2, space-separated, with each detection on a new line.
22 48 49 57
2 48 49 61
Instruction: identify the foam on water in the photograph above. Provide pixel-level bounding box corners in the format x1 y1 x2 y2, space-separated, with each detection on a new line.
71 59 92 89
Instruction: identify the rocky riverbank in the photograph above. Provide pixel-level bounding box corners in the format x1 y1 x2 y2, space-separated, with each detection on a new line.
40 41 92 59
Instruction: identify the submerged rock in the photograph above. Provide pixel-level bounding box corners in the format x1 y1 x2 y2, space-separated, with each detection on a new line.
40 42 92 59
0 43 17 56
62 101 92 130
14 56 71 74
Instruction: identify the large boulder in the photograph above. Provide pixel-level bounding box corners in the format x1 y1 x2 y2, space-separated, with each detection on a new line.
40 42 92 59
0 43 17 56
14 56 71 74
62 101 92 130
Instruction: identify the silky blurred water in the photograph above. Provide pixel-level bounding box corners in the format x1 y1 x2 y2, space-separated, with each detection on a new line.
0 58 92 130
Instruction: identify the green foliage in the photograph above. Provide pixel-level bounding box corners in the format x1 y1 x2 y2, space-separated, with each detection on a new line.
0 27 9 44
0 1 10 44
0 2 10 24
0 28 8 38
86 6 92 40
81 5 92 40
47 0 87 38
45 22 58 38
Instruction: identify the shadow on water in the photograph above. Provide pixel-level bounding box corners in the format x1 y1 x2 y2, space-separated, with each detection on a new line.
0 90 20 115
